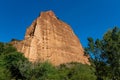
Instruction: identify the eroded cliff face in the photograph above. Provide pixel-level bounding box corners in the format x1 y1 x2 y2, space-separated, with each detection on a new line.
11 11 90 65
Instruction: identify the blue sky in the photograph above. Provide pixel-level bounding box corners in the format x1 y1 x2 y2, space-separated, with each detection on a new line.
0 0 120 47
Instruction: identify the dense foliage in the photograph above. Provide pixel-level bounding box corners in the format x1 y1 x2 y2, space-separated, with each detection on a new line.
85 27 120 80
0 43 96 80
1 27 119 80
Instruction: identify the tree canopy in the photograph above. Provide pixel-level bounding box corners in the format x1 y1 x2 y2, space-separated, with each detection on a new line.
85 27 120 80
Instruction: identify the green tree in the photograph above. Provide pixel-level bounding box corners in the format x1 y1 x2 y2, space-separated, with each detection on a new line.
19 61 60 80
0 42 5 54
0 43 28 79
4 52 28 79
85 27 120 80
58 62 97 80
102 27 120 79
0 66 11 80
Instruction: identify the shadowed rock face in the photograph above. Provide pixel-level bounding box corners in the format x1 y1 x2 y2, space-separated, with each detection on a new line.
11 10 90 65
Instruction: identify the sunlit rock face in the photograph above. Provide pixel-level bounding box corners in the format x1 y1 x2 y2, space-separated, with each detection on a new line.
11 11 90 66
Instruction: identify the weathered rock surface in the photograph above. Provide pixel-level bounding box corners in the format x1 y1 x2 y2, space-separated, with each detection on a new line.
11 11 90 65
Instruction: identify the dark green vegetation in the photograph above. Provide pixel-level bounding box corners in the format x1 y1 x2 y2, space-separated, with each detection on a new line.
0 27 119 80
85 27 120 80
0 43 96 80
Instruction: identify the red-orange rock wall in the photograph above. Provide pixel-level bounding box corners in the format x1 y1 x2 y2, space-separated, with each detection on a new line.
11 11 90 66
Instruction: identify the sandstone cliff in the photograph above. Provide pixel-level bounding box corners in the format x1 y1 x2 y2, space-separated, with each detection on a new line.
11 11 90 65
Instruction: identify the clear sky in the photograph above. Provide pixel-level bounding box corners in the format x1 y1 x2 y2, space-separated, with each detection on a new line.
0 0 120 47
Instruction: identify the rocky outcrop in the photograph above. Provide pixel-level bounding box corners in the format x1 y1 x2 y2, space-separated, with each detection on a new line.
11 10 90 65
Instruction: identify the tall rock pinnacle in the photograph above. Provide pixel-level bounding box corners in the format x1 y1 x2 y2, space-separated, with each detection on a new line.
11 11 90 65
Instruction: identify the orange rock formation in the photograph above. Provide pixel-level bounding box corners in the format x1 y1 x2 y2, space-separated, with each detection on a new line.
11 11 90 65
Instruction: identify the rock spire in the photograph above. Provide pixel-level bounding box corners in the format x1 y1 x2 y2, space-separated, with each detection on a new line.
11 11 90 65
